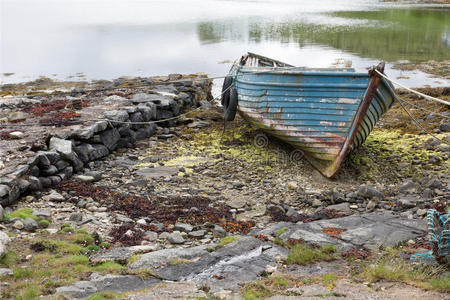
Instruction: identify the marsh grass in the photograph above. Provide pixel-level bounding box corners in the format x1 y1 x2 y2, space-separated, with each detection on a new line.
359 248 449 292
286 243 338 265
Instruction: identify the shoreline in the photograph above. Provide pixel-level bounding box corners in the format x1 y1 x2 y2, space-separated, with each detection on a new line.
0 72 448 299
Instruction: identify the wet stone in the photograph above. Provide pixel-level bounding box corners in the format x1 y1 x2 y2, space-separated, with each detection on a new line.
357 185 383 200
188 230 206 238
69 213 83 222
167 231 185 244
23 218 39 232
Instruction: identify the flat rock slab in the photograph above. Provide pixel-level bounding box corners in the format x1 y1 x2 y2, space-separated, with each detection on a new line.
125 282 206 300
252 212 426 251
135 166 178 179
56 273 161 299
90 244 160 264
131 236 288 291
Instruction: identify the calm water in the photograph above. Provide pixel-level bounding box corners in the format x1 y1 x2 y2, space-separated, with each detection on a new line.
1 0 449 87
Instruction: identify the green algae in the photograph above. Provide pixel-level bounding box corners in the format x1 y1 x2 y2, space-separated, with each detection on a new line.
347 129 448 182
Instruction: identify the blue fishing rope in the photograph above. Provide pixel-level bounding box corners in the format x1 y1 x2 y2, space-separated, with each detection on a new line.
411 209 449 264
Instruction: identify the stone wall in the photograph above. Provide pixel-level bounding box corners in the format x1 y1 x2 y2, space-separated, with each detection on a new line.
0 76 212 207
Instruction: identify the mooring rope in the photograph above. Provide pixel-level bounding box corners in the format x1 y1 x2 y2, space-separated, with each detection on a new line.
375 69 450 106
395 95 450 120
396 96 449 145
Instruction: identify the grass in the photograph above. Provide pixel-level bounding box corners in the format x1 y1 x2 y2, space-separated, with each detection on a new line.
218 236 239 247
276 227 287 236
60 224 74 233
169 258 192 265
39 219 50 228
0 230 135 299
0 250 19 267
286 243 337 265
242 275 298 299
359 250 449 292
3 208 38 222
86 291 121 300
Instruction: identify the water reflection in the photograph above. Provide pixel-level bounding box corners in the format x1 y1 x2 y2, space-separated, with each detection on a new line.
197 8 450 62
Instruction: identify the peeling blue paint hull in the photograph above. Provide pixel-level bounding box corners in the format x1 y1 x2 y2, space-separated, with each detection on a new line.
228 53 396 177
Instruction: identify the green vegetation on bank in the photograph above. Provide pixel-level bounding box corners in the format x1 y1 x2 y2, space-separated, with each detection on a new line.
0 229 123 299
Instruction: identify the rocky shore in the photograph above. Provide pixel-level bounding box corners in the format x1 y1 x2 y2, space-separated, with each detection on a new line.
0 74 448 299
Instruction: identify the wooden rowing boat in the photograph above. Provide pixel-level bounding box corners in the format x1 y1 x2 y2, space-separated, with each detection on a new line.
222 52 396 178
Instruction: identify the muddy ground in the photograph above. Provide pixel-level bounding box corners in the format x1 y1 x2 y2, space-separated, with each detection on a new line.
0 68 448 299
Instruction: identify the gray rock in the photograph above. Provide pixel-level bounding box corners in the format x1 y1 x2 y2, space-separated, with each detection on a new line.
0 205 3 222
312 199 322 207
8 131 24 139
0 185 9 198
28 176 42 190
227 199 246 209
213 225 227 238
84 171 102 181
188 230 206 238
0 268 13 276
69 213 83 222
29 165 40 177
39 177 52 188
357 185 383 200
253 212 426 251
439 123 450 132
32 210 51 220
61 166 74 178
115 214 133 224
135 166 178 179
399 180 418 193
326 202 352 215
137 106 154 121
366 200 377 211
56 274 160 298
35 153 50 167
416 209 428 217
49 137 72 158
144 231 158 241
23 218 39 232
38 151 60 164
173 223 194 233
100 129 120 151
42 191 65 202
75 175 95 183
13 220 24 230
8 111 28 122
12 164 29 177
267 205 285 218
131 237 287 292
167 231 185 244
104 95 127 103
41 165 58 176
74 144 94 163
130 245 210 269
90 245 159 265
0 231 11 257
68 152 84 172
286 207 302 222
103 110 129 122
7 185 20 205
55 160 70 171
426 178 443 190
398 196 419 209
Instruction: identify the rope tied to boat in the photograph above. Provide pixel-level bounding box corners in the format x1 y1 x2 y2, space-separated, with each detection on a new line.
375 69 450 106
